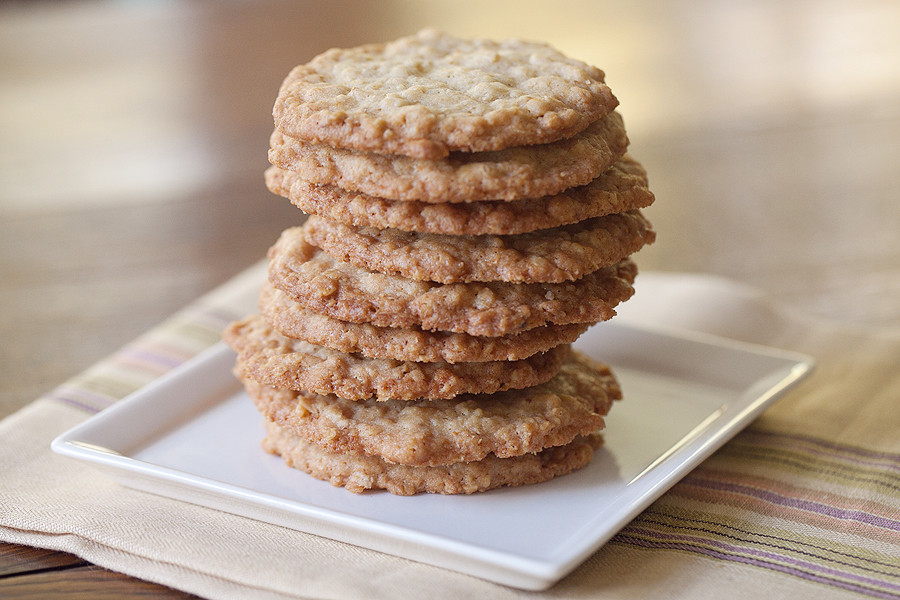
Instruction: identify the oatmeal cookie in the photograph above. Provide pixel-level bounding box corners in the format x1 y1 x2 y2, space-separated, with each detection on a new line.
259 281 588 363
267 229 637 336
224 315 568 401
244 349 619 466
263 419 604 495
267 111 628 203
272 29 618 159
303 210 655 283
264 154 652 235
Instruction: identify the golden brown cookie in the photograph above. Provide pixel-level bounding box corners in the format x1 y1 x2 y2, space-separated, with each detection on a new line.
272 29 618 160
224 315 569 401
303 210 655 284
259 281 588 363
244 350 619 467
267 229 638 337
264 155 653 235
267 111 629 203
263 419 604 495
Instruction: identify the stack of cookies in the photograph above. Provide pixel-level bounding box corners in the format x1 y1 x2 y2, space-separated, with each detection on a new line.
224 30 656 495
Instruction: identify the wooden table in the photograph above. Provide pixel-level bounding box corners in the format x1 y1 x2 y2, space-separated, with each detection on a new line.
2 1 898 597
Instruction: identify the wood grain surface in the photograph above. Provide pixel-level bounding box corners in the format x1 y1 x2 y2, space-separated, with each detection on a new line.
2 0 898 597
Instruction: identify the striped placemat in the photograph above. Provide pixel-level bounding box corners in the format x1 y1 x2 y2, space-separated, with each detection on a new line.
15 265 900 599
614 428 900 598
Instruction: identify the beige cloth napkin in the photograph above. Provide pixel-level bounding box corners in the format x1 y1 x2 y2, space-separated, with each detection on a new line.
2 263 898 600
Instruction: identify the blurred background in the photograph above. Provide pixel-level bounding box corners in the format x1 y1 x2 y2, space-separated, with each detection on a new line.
2 0 899 419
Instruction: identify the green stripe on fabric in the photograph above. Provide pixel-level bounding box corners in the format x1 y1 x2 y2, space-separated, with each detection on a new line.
722 445 900 495
67 372 151 404
161 319 227 347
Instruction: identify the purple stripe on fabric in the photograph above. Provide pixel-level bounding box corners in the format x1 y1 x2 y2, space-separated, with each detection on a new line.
624 527 900 591
42 392 104 414
53 386 115 407
614 535 900 600
686 478 900 531
744 430 900 468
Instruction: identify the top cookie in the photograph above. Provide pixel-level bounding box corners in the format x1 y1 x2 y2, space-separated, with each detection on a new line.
272 29 618 159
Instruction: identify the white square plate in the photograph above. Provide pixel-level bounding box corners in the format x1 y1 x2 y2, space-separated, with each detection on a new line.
52 321 813 590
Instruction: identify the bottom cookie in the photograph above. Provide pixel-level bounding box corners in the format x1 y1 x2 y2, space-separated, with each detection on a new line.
262 418 604 496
